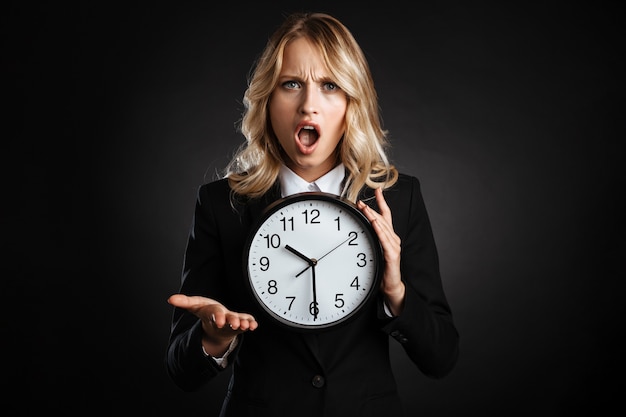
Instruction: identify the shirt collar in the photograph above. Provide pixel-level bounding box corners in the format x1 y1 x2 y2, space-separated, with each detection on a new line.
279 163 346 197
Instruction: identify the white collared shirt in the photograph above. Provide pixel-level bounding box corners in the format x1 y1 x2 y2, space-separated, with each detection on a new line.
279 163 346 197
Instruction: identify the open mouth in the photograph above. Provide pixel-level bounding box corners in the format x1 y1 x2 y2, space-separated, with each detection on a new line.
298 125 319 147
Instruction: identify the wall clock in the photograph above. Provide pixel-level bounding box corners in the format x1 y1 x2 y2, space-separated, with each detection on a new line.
243 192 382 331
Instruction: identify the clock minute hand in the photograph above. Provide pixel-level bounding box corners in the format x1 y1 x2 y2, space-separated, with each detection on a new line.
311 263 318 320
285 245 318 320
305 235 353 321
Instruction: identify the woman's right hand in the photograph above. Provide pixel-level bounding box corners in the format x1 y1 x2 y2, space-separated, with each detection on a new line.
168 294 258 356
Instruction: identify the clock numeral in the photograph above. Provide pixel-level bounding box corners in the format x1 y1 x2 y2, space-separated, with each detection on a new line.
356 252 367 267
267 279 278 294
348 231 358 246
286 296 296 310
334 293 345 308
350 276 360 290
334 216 340 230
263 234 281 248
259 256 270 271
302 209 320 224
280 216 294 231
309 301 319 317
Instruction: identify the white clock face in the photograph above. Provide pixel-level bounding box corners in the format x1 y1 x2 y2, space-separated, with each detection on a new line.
245 193 381 330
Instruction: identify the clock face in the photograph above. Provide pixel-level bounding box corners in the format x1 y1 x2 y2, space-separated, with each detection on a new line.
244 192 382 331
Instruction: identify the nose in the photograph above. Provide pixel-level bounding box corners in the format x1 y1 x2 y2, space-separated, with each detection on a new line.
299 85 319 115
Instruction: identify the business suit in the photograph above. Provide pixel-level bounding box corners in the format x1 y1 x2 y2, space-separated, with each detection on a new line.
166 173 459 417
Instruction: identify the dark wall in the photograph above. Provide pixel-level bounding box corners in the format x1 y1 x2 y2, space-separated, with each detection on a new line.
6 1 624 416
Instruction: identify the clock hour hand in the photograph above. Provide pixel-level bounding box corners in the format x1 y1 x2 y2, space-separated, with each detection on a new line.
285 245 318 277
285 245 314 266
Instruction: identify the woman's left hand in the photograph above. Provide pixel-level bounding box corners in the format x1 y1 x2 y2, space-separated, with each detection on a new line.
357 187 405 316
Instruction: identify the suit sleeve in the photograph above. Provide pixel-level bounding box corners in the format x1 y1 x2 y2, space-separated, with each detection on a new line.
164 182 241 392
381 175 460 378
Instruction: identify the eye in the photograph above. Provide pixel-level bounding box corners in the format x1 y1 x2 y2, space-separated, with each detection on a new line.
282 80 301 89
322 82 339 91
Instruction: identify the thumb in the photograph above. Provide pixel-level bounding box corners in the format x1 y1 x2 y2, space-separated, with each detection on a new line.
167 293 190 307
168 294 220 310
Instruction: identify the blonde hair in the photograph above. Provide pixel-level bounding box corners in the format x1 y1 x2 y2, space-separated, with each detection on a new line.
224 12 398 203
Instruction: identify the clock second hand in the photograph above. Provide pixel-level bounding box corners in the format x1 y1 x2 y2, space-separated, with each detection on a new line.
293 235 352 277
316 235 352 262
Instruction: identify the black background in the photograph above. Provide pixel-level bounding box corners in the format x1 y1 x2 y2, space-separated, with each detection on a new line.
5 1 624 416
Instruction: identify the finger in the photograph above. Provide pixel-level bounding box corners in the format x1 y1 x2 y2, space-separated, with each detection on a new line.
370 215 391 241
358 201 395 243
243 317 259 331
167 293 190 307
168 294 217 309
226 316 241 330
374 216 401 247
358 201 390 241
231 313 259 330
240 315 259 331
373 222 401 259
374 188 393 226
370 190 401 246
360 202 401 262
357 199 377 223
357 194 388 226
211 311 229 328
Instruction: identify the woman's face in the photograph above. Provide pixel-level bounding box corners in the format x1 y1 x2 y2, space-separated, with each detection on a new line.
269 37 347 182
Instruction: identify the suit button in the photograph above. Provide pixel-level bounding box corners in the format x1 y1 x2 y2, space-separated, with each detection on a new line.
311 374 325 388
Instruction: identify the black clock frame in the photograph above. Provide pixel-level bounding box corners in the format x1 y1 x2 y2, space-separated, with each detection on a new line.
242 191 383 333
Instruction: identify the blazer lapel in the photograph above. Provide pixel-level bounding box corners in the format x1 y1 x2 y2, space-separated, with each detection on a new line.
241 182 282 227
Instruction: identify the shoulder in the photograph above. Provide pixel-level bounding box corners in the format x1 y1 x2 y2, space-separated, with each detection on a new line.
198 177 231 194
358 173 421 206
386 172 422 196
189 179 253 230
194 178 237 210
382 172 430 215
396 172 421 188
195 177 281 218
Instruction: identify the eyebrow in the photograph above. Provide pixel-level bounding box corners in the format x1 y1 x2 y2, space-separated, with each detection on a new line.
277 74 334 82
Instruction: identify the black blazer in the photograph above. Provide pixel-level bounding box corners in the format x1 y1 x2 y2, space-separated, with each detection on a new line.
166 173 459 417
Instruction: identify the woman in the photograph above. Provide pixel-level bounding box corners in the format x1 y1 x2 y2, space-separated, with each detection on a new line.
166 12 459 417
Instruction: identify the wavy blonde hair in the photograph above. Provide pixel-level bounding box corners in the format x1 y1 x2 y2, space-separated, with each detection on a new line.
224 12 398 203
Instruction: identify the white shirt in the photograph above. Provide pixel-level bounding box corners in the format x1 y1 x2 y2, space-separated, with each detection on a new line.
279 163 346 197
